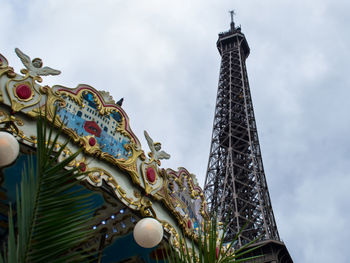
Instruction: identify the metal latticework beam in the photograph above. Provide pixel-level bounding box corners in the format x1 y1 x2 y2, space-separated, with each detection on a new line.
204 24 280 247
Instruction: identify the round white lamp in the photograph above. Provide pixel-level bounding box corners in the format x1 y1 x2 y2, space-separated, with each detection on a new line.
133 217 163 248
0 132 19 167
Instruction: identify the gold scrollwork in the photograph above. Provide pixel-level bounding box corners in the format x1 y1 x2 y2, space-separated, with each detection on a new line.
140 196 156 217
0 110 26 139
101 144 143 185
19 68 44 84
81 166 143 211
0 57 16 102
158 168 210 240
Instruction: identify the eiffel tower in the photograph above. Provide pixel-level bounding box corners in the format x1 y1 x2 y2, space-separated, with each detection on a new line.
203 12 292 262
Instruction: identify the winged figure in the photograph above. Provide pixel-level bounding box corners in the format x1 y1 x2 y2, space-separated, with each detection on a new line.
15 48 61 77
144 130 170 161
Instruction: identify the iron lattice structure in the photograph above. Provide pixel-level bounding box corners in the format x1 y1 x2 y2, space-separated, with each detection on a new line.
204 21 280 246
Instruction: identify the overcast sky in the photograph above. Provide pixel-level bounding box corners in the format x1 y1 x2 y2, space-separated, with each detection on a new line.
2 0 349 262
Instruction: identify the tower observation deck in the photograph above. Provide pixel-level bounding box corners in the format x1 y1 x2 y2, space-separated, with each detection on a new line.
204 14 293 262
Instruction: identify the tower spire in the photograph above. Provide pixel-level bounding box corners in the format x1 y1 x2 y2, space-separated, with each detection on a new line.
229 10 235 31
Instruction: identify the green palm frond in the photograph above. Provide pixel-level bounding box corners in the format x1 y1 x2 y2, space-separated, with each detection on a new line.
163 220 263 263
1 109 97 263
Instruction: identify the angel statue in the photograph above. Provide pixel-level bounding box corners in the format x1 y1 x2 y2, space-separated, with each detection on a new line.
144 130 170 163
15 48 61 77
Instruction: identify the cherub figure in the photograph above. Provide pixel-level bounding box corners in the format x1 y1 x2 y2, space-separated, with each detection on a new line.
15 48 61 77
144 130 170 163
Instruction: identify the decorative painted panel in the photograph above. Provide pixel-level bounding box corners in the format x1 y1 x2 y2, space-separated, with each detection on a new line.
163 168 209 237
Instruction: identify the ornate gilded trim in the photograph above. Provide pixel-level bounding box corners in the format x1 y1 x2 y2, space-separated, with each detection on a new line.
161 168 209 238
5 72 42 112
140 162 165 195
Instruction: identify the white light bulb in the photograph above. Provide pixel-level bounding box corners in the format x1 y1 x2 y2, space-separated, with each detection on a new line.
0 132 19 167
133 217 163 248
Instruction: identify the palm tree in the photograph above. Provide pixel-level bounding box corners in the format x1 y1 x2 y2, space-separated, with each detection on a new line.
0 111 97 263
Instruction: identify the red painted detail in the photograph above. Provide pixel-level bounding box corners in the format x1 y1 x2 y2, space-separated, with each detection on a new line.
79 162 86 172
83 121 101 137
187 220 192 229
146 167 156 183
216 247 219 259
16 84 32 100
88 137 96 146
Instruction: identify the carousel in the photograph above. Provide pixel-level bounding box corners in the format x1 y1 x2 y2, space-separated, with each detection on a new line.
0 48 210 262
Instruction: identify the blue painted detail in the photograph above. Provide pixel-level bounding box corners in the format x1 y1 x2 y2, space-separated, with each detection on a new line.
120 209 125 214
82 92 98 109
56 104 132 160
110 111 122 122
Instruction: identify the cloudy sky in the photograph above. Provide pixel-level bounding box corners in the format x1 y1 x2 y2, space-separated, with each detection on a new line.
2 0 349 261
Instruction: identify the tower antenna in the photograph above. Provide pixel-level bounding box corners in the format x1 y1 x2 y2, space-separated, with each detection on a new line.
229 10 235 30
229 10 235 23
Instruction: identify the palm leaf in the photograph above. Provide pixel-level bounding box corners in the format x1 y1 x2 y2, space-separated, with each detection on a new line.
164 219 263 263
1 109 97 262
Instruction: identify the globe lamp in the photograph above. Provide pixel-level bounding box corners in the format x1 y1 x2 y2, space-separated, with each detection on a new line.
0 132 19 167
133 217 163 248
